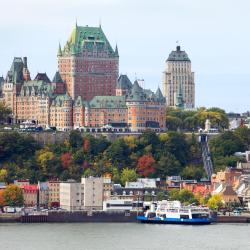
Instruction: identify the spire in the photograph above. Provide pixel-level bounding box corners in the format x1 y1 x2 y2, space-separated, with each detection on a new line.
114 43 119 57
155 87 164 100
57 43 62 57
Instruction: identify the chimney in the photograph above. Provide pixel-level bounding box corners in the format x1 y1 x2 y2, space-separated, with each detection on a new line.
176 46 181 52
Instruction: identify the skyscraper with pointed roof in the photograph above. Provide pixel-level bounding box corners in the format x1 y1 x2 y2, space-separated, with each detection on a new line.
162 45 195 108
58 24 119 101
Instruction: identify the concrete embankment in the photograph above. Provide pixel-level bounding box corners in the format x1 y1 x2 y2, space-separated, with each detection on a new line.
0 213 21 223
216 215 250 223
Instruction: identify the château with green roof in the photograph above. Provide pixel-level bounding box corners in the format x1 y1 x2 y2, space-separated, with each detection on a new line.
58 24 119 101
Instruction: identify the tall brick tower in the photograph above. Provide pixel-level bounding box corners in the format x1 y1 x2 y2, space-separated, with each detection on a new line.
58 24 119 101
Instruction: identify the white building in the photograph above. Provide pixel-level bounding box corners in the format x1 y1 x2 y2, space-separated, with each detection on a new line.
81 177 103 210
125 178 157 189
59 177 104 211
59 180 83 211
162 45 195 108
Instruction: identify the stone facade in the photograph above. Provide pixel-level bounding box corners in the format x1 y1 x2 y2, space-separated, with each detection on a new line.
162 46 195 108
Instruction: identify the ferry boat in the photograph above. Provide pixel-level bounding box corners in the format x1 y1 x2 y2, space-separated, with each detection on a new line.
137 200 211 225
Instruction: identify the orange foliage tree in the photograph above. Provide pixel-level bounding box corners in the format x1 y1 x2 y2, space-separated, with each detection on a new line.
60 152 72 169
137 155 156 177
83 138 90 153
0 189 6 208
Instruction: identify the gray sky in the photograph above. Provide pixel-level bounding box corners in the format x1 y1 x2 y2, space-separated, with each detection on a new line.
0 0 249 112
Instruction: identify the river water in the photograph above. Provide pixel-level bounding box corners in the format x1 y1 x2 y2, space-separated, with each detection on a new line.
0 223 249 250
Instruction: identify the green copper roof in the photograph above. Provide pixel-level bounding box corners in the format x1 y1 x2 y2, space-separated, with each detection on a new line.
127 81 166 103
52 71 64 83
88 96 126 109
117 75 132 90
74 96 86 107
51 93 72 107
6 57 24 83
167 46 190 62
61 25 117 56
20 80 54 97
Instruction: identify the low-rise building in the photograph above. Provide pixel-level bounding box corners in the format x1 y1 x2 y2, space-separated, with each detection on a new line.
81 177 103 210
23 184 38 207
59 180 82 211
48 179 60 207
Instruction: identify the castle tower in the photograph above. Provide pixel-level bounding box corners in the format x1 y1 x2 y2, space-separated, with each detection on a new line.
58 24 119 101
162 45 195 108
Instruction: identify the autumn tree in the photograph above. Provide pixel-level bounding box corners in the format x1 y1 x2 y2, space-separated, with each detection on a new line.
207 194 224 210
137 155 156 177
3 184 23 207
120 168 138 186
0 189 6 210
0 169 8 182
60 152 73 169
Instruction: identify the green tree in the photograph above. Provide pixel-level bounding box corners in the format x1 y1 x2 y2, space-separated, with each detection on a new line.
235 127 250 148
209 131 246 158
69 130 83 149
0 102 11 123
3 184 23 207
120 168 137 186
181 165 204 180
156 153 181 177
178 189 197 205
105 139 130 168
156 191 167 201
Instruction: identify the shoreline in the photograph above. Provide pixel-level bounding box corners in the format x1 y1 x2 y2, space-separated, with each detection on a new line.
1 212 250 224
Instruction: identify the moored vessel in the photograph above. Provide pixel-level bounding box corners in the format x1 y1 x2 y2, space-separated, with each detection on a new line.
137 200 211 225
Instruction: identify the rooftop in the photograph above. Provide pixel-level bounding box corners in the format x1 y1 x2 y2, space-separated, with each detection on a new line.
167 46 190 62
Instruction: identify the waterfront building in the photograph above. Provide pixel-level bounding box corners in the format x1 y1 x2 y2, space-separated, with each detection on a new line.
162 45 195 108
14 179 30 188
38 182 49 208
48 179 61 207
58 24 119 101
81 177 103 210
211 168 242 190
103 175 113 201
23 184 38 207
59 180 83 211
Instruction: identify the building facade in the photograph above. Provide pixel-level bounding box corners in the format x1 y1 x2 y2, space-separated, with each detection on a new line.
59 180 83 211
81 177 103 210
58 24 119 101
1 24 166 133
162 46 195 108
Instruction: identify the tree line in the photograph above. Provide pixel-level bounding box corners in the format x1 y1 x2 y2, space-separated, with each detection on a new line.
0 130 204 184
